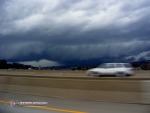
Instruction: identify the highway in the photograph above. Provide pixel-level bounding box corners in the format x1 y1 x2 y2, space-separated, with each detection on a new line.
0 69 150 78
0 70 150 113
0 92 149 113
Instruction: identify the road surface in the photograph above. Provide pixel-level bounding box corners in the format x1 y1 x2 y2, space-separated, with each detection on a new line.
0 92 149 113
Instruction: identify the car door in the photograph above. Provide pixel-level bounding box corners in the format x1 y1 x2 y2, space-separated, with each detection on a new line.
104 64 116 75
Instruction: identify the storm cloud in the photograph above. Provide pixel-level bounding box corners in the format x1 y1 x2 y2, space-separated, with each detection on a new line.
0 0 150 66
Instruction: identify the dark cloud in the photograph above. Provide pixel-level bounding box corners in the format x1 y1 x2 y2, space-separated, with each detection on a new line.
0 0 150 66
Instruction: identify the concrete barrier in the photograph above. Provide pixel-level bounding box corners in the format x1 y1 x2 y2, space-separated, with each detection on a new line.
0 75 150 104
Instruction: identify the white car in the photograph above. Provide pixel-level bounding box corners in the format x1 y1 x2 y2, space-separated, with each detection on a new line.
86 63 134 77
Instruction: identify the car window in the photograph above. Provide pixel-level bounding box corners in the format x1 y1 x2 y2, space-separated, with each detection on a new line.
115 63 123 68
106 64 115 68
98 64 107 68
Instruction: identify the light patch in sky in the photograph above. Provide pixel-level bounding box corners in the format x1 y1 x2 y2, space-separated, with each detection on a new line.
19 59 61 67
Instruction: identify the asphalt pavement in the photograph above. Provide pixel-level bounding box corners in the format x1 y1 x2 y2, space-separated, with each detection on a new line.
0 92 149 113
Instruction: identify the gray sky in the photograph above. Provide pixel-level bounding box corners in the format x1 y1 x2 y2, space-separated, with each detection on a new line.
0 0 150 67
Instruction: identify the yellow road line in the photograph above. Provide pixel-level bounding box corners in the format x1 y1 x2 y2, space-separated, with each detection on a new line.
28 106 87 113
0 100 12 104
0 99 87 113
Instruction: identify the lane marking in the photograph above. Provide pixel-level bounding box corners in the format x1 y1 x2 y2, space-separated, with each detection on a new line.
0 99 87 113
0 100 12 104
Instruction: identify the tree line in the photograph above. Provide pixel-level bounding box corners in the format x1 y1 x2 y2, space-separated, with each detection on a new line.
0 60 32 69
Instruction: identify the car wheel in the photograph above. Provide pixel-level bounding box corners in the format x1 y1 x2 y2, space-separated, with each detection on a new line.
87 71 93 76
89 72 100 77
87 73 91 76
97 73 101 77
116 72 126 77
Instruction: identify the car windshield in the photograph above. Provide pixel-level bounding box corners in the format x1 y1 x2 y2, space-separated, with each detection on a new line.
97 64 107 68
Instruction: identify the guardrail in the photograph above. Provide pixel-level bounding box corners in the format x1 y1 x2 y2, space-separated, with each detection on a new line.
0 74 150 104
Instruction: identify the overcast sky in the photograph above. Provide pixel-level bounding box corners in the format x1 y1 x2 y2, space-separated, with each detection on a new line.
0 0 150 67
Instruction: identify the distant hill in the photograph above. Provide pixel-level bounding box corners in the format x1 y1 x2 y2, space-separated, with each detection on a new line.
0 60 33 69
131 60 150 70
46 60 150 70
1 59 150 70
